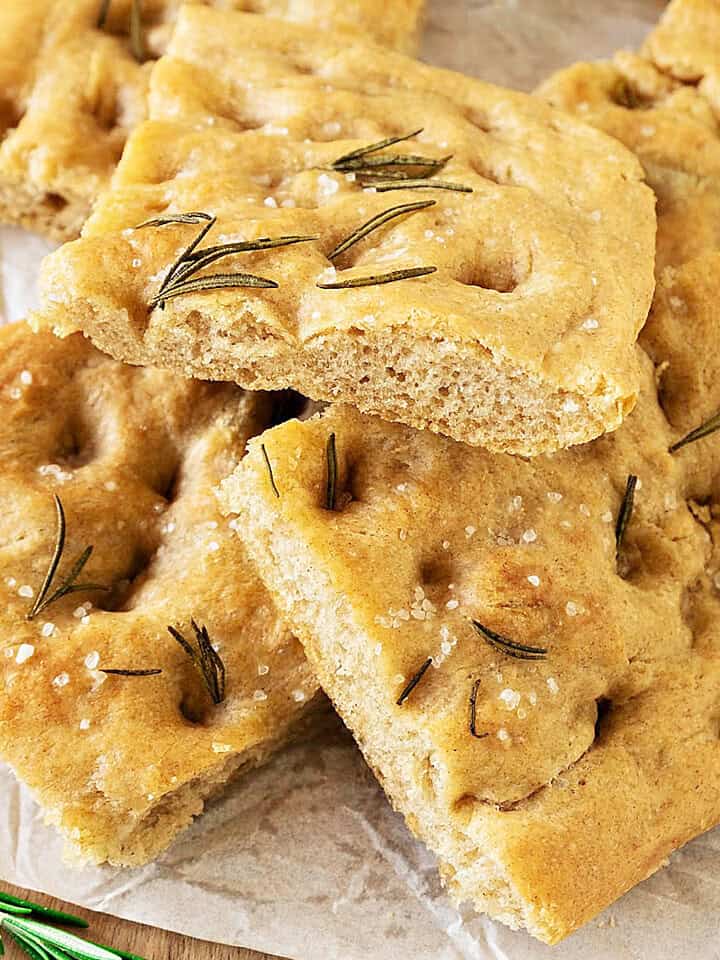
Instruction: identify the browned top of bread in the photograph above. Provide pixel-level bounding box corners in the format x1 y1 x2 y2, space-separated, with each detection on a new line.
0 321 318 866
0 0 423 240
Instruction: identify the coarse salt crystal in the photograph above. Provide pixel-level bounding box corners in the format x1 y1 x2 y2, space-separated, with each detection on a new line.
565 601 580 616
547 677 559 694
253 690 268 701
85 651 100 670
527 575 541 587
212 742 233 753
20 371 32 385
446 599 459 610
521 528 537 543
41 622 55 637
499 688 521 710
18 585 33 599
257 663 270 676
497 728 510 742
292 689 306 702
79 719 91 730
547 492 563 503
16 644 34 664
52 672 70 688
582 317 599 330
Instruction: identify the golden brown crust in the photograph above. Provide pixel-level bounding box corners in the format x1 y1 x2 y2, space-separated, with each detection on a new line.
0 0 423 242
219 13 720 943
35 5 655 456
0 321 320 866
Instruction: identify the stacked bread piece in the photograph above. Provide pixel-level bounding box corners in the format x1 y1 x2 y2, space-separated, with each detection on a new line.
2 0 718 948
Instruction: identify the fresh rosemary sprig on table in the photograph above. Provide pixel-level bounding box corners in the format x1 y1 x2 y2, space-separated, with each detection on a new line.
325 433 338 510
137 213 316 309
317 266 437 290
396 657 432 705
328 200 435 261
471 620 548 661
469 679 488 739
668 409 720 453
0 889 146 960
615 473 637 565
27 496 107 621
261 444 281 499
168 620 226 704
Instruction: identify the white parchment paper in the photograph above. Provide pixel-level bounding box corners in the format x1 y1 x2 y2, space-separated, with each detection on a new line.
4 2 719 958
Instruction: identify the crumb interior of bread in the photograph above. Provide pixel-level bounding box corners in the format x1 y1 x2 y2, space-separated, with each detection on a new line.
234 485 549 941
47 301 624 456
45 698 324 868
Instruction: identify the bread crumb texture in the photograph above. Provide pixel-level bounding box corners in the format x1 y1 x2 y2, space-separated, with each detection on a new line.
0 0 422 241
224 9 720 939
35 5 655 455
0 321 321 866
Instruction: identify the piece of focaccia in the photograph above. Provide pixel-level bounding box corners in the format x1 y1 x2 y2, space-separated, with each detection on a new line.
0 321 321 866
0 0 423 241
35 5 656 457
221 340 720 942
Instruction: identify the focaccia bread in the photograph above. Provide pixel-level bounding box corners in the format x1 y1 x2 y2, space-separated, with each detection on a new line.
220 7 720 941
643 0 720 91
0 320 321 866
34 5 656 457
221 354 720 943
0 0 423 242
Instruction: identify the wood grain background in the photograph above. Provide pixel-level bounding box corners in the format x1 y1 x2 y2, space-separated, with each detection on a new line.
1 884 282 960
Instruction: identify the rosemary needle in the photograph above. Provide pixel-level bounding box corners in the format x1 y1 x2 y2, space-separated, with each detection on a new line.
317 266 437 289
168 620 226 704
96 0 111 28
129 0 144 63
325 433 338 510
471 619 548 661
0 892 86 929
328 200 435 261
396 658 432 705
367 180 473 194
668 409 720 453
261 443 281 498
469 679 488 739
27 496 107 621
100 668 162 677
615 474 637 564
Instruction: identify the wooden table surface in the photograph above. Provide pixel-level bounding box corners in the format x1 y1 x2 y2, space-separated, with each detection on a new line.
1 884 283 960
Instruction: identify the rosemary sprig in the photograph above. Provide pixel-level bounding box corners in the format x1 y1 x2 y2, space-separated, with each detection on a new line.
328 200 435 261
332 129 451 184
367 180 472 194
261 444 280 499
471 620 548 661
129 0 144 63
317 266 437 289
0 889 146 960
27 496 107 621
0 892 87 928
168 621 226 704
469 679 488 739
396 658 432 705
137 213 314 309
332 130 423 166
615 474 637 564
147 273 278 308
100 668 162 677
668 409 720 453
325 433 337 510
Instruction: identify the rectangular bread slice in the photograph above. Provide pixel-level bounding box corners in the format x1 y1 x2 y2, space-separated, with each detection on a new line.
0 320 322 866
34 5 656 456
0 0 423 241
220 346 720 942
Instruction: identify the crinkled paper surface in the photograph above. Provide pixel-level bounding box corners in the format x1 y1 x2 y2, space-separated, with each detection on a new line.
4 2 719 958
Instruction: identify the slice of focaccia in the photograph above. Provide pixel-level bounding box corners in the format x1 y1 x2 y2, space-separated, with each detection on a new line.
0 321 321 866
35 5 656 456
221 346 720 942
0 0 423 241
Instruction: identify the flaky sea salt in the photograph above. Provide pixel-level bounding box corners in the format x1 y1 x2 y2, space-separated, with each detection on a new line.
16 644 34 664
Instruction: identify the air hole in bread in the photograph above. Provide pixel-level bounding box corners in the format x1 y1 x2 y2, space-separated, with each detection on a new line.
594 696 613 743
460 259 520 293
45 193 69 213
96 544 157 612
